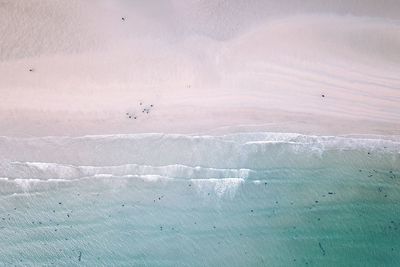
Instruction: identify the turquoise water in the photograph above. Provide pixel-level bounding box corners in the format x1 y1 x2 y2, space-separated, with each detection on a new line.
0 133 399 266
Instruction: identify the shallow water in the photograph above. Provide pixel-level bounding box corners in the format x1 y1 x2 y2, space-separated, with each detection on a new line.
0 133 399 266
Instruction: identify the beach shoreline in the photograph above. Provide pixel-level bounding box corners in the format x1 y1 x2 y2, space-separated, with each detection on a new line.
0 108 399 138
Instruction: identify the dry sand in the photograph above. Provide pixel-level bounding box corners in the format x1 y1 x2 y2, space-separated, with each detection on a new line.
0 0 399 137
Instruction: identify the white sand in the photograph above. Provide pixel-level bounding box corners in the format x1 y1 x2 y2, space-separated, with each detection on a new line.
0 0 399 137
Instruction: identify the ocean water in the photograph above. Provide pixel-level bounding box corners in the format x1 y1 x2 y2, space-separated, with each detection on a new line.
0 132 399 266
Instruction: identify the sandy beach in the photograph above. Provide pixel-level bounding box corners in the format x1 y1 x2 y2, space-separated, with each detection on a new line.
1 2 400 266
1 0 399 137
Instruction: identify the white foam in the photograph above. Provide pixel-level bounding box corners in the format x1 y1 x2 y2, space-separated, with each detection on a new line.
191 178 245 198
0 132 399 186
3 161 253 181
13 178 41 191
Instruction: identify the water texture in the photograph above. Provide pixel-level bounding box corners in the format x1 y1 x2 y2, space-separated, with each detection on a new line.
0 133 399 266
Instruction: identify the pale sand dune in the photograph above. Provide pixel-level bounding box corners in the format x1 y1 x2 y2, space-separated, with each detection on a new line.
0 0 399 136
